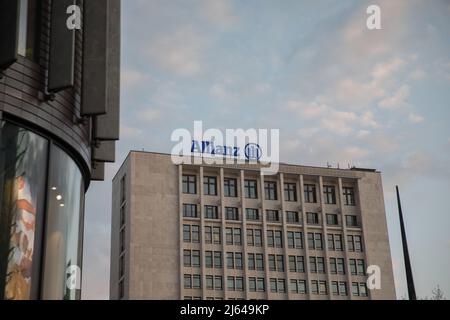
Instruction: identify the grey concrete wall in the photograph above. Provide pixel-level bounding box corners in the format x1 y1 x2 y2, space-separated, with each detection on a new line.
128 152 180 299
358 173 396 300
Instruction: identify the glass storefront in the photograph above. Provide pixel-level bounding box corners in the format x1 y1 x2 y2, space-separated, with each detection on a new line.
0 121 85 300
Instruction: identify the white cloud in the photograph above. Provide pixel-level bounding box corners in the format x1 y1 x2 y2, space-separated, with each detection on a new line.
360 111 379 128
120 124 142 139
409 68 426 81
379 85 410 109
199 0 237 29
145 27 207 77
138 109 162 122
121 69 151 89
408 113 424 124
372 58 406 82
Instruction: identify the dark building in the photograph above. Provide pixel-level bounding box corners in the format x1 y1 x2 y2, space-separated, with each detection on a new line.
0 0 121 300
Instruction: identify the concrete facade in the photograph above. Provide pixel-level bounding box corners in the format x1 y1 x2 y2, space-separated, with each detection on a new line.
110 151 396 300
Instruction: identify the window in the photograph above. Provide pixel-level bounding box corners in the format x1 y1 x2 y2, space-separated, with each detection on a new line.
205 276 223 291
248 253 255 270
311 280 326 295
266 210 280 222
310 257 325 273
264 181 277 200
268 255 284 272
235 253 243 269
346 215 358 227
248 253 264 271
119 255 124 278
328 234 343 251
330 257 337 274
323 185 336 204
205 251 222 269
287 231 303 249
304 184 317 203
246 208 259 221
204 176 217 196
286 211 300 223
120 229 125 253
335 234 343 251
183 250 200 267
214 252 222 268
284 183 297 201
247 229 263 247
290 280 307 294
352 282 368 297
224 178 237 197
249 278 265 292
183 225 200 243
308 233 323 250
120 175 126 204
205 205 219 219
183 204 198 218
354 235 362 251
332 281 348 296
184 274 201 289
249 278 257 292
348 235 363 252
182 175 197 194
226 228 242 245
227 252 234 269
244 180 258 199
227 277 244 291
270 279 286 293
17 0 39 61
205 226 221 244
256 254 264 271
328 234 335 251
225 207 239 221
337 258 345 274
343 187 355 206
119 279 124 299
306 212 319 225
357 259 365 275
289 256 305 273
339 282 348 296
326 214 338 225
120 205 126 228
268 230 283 248
319 281 327 295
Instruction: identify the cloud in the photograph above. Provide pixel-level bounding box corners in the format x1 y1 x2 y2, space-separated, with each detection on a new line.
408 113 424 124
121 69 152 89
138 109 162 122
145 27 207 77
379 85 410 109
372 58 406 82
120 124 142 139
409 68 426 80
199 0 237 29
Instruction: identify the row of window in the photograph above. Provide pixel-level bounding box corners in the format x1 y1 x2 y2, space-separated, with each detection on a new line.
183 225 364 252
184 274 368 296
185 204 360 227
183 175 356 205
183 250 366 275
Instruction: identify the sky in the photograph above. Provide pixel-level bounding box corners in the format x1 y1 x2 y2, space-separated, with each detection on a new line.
82 0 450 299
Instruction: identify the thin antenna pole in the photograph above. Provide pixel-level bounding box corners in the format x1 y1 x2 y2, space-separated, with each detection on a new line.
396 185 416 300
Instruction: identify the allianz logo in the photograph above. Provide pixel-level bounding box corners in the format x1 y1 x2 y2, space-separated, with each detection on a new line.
191 140 262 161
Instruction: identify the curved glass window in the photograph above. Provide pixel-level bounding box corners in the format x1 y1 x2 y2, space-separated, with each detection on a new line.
0 121 48 300
0 121 85 300
42 146 84 300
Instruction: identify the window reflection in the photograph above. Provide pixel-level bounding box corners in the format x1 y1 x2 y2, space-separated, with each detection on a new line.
42 146 84 300
18 0 38 60
0 121 48 300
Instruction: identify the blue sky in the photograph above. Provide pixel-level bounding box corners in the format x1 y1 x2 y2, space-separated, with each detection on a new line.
82 0 450 299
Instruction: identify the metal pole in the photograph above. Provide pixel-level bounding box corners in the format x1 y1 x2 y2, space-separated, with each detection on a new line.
396 185 416 300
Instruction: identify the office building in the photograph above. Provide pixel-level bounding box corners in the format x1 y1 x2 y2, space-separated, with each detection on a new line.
110 151 396 300
0 0 121 300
